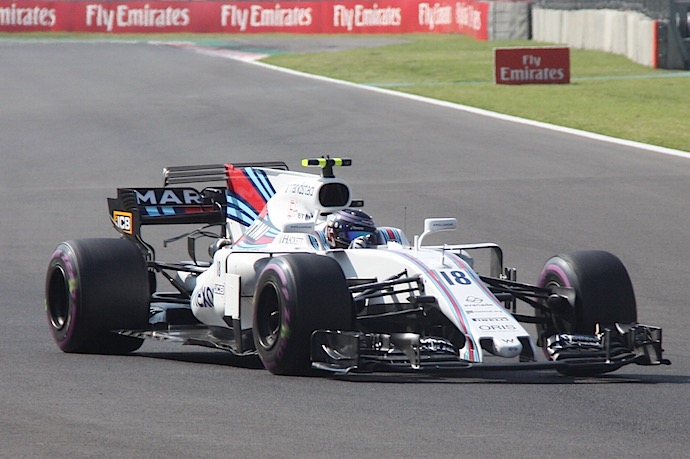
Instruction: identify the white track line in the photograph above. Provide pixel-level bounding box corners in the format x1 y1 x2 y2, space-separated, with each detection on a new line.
254 61 690 159
176 42 690 160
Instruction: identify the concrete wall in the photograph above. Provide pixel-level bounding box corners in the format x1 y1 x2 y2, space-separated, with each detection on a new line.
490 1 531 40
532 8 657 66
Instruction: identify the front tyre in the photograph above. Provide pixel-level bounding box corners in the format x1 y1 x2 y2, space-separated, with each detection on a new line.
536 250 637 375
253 254 353 376
45 238 150 354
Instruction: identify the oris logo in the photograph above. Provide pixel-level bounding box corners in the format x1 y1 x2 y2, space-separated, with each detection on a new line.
479 324 517 331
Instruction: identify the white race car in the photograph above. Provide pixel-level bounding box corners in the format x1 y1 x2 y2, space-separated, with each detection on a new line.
45 158 669 376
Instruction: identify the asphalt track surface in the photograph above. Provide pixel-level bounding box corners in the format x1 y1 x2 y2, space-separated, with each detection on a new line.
2 40 690 457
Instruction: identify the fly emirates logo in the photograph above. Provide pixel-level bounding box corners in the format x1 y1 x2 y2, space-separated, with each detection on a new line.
333 4 402 31
220 4 313 31
0 3 56 27
85 4 190 32
418 1 483 31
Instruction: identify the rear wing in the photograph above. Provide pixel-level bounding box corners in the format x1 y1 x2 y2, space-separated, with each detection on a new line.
107 161 289 238
107 187 226 236
162 162 288 186
107 159 356 250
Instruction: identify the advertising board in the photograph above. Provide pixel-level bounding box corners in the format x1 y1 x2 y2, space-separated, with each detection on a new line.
494 47 570 84
0 0 490 38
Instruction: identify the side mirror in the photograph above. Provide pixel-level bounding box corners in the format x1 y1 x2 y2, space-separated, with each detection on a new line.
415 218 457 250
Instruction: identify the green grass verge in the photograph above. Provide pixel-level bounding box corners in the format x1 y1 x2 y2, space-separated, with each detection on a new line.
264 34 690 152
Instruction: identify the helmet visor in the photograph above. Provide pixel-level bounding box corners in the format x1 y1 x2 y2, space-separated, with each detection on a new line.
345 229 374 241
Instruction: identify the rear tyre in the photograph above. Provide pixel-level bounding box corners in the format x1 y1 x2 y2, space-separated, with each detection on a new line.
536 250 637 375
253 254 353 375
45 238 150 354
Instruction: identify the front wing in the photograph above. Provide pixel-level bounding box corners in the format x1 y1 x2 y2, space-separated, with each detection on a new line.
310 323 669 374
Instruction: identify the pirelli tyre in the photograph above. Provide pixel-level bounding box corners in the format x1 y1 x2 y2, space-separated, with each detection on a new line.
45 238 150 354
536 250 637 375
252 254 353 376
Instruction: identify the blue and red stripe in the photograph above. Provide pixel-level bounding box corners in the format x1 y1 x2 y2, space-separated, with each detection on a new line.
390 250 478 362
225 166 276 227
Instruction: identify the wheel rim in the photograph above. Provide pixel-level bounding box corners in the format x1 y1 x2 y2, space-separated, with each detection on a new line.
47 266 70 330
255 283 281 350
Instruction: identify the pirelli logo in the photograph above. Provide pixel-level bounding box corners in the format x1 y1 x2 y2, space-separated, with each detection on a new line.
113 211 134 234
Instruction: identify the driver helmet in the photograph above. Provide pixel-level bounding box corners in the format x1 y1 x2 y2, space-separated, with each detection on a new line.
325 209 377 249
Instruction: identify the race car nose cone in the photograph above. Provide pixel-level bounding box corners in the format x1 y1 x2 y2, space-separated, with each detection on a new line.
489 337 523 358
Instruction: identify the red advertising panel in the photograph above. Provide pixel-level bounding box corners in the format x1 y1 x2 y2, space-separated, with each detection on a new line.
0 0 490 38
414 0 488 39
494 47 570 85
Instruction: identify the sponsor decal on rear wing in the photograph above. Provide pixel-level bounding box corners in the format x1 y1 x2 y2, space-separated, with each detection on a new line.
107 187 225 235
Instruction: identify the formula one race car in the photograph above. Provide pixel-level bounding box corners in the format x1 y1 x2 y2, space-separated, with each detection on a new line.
45 158 670 376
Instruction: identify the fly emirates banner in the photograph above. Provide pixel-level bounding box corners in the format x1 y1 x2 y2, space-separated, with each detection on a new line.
0 0 489 39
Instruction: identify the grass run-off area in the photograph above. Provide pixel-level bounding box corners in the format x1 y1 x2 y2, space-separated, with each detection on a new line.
264 34 690 153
